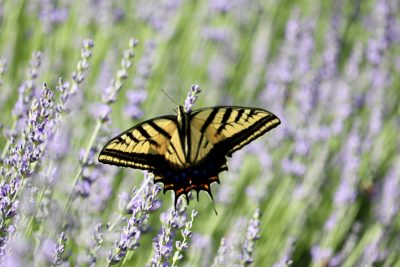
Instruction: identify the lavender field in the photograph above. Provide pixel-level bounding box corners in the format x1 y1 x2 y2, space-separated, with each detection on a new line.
1 0 399 266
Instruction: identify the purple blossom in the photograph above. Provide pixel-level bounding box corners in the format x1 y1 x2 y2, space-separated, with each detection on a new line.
376 159 400 225
151 197 188 266
281 158 306 177
11 51 42 125
211 238 228 267
90 103 112 123
201 26 233 45
208 0 231 13
108 175 162 265
311 245 332 265
53 232 67 265
70 39 94 96
184 85 201 113
333 129 360 206
212 217 248 266
123 89 147 120
171 210 198 266
134 0 182 34
240 209 261 265
190 234 213 267
102 38 138 104
38 0 69 33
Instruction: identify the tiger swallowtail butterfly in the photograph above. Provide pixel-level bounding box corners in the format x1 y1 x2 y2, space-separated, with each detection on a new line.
98 105 280 208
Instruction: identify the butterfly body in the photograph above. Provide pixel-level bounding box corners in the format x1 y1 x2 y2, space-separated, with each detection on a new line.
99 105 280 207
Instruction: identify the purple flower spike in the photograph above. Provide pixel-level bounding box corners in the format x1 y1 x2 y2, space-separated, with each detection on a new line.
152 198 188 266
102 38 138 104
108 174 161 265
241 209 262 265
124 89 147 120
184 85 201 113
90 103 112 123
171 210 198 266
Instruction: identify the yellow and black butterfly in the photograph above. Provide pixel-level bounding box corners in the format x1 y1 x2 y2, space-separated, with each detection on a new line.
98 105 280 207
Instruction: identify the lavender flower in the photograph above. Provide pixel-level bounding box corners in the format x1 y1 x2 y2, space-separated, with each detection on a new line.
211 238 228 267
376 156 400 225
310 245 332 265
189 233 213 267
212 217 248 266
38 0 69 33
108 175 162 265
52 232 67 265
184 85 201 113
77 222 104 266
151 198 187 267
102 38 138 104
124 89 147 120
7 51 42 145
132 40 156 91
171 210 198 267
240 209 261 265
134 0 182 34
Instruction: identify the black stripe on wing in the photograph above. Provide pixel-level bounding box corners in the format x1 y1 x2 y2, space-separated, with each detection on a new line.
98 115 177 170
190 106 280 156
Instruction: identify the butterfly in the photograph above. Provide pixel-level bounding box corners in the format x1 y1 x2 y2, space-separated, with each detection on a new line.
98 105 280 207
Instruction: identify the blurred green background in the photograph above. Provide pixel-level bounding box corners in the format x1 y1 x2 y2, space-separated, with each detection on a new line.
0 0 399 266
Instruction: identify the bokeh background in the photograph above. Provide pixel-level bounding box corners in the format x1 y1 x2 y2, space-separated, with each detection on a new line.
0 0 399 266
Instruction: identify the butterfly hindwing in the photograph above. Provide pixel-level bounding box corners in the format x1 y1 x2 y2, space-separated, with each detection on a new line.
189 106 281 162
98 115 186 170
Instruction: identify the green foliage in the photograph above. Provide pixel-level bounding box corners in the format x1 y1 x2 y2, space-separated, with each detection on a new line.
0 0 399 266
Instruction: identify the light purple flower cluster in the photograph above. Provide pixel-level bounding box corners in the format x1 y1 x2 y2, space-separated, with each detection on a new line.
240 208 261 265
102 38 138 105
151 198 188 266
134 0 182 35
124 40 154 120
9 51 42 136
184 84 201 113
171 209 198 266
0 83 55 262
108 173 162 265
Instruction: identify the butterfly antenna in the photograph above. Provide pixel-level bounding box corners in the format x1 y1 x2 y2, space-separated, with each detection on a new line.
161 89 178 106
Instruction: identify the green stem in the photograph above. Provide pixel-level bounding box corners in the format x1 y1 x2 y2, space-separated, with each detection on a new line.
25 184 47 238
62 119 102 218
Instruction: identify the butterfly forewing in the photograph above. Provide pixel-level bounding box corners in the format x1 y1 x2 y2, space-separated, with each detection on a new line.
189 106 281 162
98 116 185 170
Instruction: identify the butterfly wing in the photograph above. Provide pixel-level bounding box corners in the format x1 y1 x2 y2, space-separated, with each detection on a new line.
189 106 281 163
98 115 186 171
